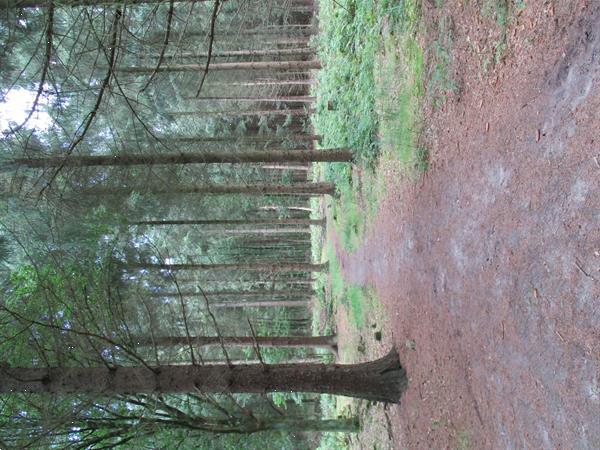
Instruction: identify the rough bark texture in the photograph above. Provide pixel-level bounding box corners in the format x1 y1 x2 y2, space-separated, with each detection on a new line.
123 60 321 73
210 299 312 308
163 48 315 59
147 289 313 298
132 218 325 226
9 149 352 167
83 182 335 196
134 335 337 349
1 0 206 7
133 262 329 273
195 96 315 103
0 349 406 402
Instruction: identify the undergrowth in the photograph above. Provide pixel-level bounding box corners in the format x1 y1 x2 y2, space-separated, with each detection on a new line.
312 0 425 252
311 1 427 447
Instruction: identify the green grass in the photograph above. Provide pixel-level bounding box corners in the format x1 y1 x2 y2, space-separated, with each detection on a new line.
310 2 427 446
312 0 380 166
313 0 426 252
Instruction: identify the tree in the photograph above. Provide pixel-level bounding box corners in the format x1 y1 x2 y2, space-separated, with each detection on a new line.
131 262 329 272
132 334 337 350
0 350 405 402
6 149 353 168
82 182 336 196
122 60 321 73
131 218 325 226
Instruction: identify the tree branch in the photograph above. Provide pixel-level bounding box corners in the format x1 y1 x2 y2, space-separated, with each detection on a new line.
41 8 122 195
195 0 221 97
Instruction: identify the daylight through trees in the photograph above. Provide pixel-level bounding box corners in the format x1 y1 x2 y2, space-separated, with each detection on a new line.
0 0 406 447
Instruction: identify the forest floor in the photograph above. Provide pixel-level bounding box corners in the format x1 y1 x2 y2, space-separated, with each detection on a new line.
314 0 599 448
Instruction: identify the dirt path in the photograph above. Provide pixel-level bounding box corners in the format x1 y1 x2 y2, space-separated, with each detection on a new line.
337 1 599 448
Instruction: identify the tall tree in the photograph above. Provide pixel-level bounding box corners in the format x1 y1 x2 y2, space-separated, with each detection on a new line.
0 350 405 402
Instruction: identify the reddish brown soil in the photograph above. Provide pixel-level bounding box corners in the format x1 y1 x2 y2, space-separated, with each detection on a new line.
337 1 600 448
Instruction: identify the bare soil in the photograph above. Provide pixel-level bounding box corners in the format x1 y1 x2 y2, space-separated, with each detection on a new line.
336 1 600 448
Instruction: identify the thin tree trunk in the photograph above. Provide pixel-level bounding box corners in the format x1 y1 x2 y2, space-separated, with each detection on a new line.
259 206 312 212
0 349 406 402
122 60 320 73
165 134 321 143
1 0 208 7
161 48 316 59
166 108 314 117
210 299 312 308
193 96 315 103
7 149 352 168
221 80 314 87
261 165 311 171
132 262 328 273
147 289 314 298
132 218 324 227
134 335 336 349
81 182 336 197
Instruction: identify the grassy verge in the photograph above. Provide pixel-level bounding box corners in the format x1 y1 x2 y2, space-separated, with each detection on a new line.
312 0 425 252
312 238 392 450
310 1 426 447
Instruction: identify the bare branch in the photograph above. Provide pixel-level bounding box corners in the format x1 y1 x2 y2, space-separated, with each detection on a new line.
195 0 221 97
41 8 122 194
6 2 54 136
139 0 175 92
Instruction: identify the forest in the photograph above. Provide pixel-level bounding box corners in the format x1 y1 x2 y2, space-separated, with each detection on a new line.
3 0 599 449
0 0 407 448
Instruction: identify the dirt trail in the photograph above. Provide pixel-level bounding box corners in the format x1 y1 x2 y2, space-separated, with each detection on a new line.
337 1 599 448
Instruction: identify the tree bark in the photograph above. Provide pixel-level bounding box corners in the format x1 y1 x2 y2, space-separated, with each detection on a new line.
1 0 208 7
146 289 314 298
0 349 406 402
8 149 352 168
166 108 314 118
165 134 321 143
133 262 328 273
134 335 336 349
132 218 324 227
82 182 336 197
210 299 312 308
193 96 315 103
161 48 316 59
123 60 320 73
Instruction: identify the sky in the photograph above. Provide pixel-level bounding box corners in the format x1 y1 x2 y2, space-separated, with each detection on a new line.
0 87 52 133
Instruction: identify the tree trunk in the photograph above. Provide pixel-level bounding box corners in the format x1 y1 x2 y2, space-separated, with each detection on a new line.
166 108 314 118
8 149 352 168
165 134 321 143
210 299 312 308
0 349 406 402
222 80 314 87
134 335 337 349
261 165 311 171
123 60 321 73
82 182 336 197
161 48 316 59
133 262 328 273
147 289 314 298
132 218 324 227
1 0 208 7
193 96 315 103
